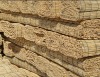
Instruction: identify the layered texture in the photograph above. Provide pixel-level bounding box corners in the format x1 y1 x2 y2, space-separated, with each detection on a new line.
0 0 100 77
0 57 40 77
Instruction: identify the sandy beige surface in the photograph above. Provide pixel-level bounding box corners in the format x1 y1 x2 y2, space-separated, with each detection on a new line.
0 13 99 39
0 20 83 59
4 40 100 77
4 41 84 77
0 21 100 59
0 1 100 77
1 0 100 21
3 41 79 77
0 57 40 77
0 0 78 21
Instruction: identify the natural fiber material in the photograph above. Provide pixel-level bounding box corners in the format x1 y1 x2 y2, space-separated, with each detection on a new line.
0 57 40 77
1 0 100 21
81 19 100 28
0 1 100 77
0 20 83 59
77 0 100 12
4 41 84 77
9 56 99 77
1 21 100 59
4 42 79 77
0 13 99 39
0 0 78 21
79 40 100 57
77 0 100 20
4 41 100 77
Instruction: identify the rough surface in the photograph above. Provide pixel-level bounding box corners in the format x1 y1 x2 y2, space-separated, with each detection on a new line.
77 0 100 20
0 13 99 39
4 41 84 77
3 41 79 77
4 41 100 77
0 0 79 21
0 20 83 59
0 57 40 77
77 0 100 12
1 0 100 21
1 21 100 59
0 1 100 77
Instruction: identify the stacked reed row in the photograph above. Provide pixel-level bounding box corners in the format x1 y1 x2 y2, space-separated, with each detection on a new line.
0 0 100 77
0 57 40 77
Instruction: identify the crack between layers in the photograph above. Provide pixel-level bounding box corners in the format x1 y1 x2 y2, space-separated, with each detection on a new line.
0 10 100 40
4 36 84 77
0 10 85 40
0 9 80 24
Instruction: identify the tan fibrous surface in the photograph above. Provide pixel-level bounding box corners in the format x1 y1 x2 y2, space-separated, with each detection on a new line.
4 41 79 77
1 0 100 21
0 13 99 39
0 20 83 59
1 20 100 59
80 19 100 28
76 0 100 12
0 57 40 77
4 40 100 77
4 40 85 77
0 1 100 77
0 0 79 21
